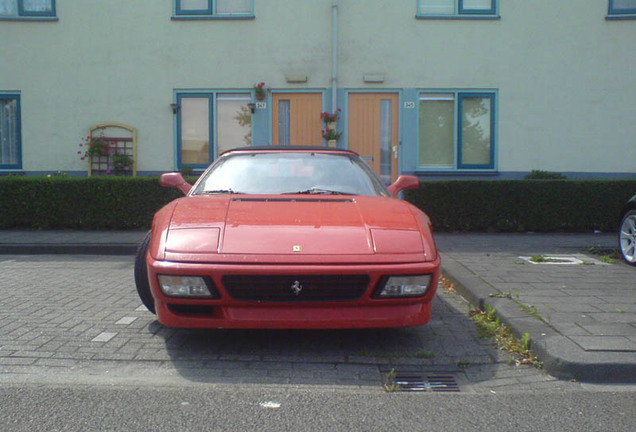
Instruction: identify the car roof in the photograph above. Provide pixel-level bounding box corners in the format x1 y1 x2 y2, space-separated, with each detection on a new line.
219 146 360 157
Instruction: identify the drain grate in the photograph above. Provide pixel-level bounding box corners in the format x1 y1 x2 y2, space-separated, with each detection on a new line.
388 373 460 392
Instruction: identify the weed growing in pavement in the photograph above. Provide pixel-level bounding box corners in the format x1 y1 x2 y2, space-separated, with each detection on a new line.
439 274 457 294
383 369 400 392
601 255 617 264
584 246 621 260
518 303 545 322
489 292 512 299
469 304 542 368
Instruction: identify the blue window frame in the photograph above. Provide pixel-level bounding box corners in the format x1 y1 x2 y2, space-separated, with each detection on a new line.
175 0 254 18
0 94 22 170
608 0 636 17
417 0 497 18
176 92 252 169
0 0 56 18
417 91 496 171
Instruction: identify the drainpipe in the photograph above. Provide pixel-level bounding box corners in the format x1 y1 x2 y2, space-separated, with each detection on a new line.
331 0 338 113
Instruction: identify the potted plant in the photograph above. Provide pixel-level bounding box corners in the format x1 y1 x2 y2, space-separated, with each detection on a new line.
320 109 341 130
322 128 342 147
254 82 267 101
109 152 134 175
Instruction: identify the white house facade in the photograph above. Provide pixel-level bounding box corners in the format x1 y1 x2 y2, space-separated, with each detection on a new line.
1 0 635 179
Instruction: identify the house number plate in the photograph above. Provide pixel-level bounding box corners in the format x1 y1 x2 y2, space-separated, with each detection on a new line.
404 102 416 109
256 102 267 109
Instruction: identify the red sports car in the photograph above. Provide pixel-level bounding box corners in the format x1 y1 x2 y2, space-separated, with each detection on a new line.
134 147 440 329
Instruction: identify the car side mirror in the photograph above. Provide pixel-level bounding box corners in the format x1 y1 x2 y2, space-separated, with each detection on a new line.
160 172 192 196
387 175 419 196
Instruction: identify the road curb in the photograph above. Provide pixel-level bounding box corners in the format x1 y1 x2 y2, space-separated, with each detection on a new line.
440 252 636 383
0 244 138 256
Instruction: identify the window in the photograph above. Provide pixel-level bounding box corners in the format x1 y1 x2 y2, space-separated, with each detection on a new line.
0 94 21 170
0 0 55 18
176 92 252 169
418 92 495 170
417 0 497 18
175 0 253 18
608 0 636 17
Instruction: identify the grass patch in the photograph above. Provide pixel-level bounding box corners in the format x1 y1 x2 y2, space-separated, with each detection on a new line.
469 305 542 368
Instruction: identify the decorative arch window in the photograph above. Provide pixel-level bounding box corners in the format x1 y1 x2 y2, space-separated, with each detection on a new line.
87 123 137 177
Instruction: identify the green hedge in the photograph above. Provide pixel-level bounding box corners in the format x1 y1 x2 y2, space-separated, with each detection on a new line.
0 177 634 231
404 180 636 232
0 176 190 230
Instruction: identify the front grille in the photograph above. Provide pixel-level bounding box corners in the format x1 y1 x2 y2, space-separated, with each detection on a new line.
222 274 370 302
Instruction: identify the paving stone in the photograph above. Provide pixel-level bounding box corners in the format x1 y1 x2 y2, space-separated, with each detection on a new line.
570 336 636 352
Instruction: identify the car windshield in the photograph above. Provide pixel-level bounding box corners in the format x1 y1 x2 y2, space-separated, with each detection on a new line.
192 152 389 197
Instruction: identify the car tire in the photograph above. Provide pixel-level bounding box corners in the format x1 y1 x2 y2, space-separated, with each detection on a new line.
134 231 157 313
619 209 636 266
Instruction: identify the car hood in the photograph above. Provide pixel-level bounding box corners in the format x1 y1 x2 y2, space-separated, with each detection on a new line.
162 195 432 262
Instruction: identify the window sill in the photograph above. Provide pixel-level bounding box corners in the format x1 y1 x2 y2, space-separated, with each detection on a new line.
606 14 636 20
172 15 255 21
416 14 500 20
0 16 58 22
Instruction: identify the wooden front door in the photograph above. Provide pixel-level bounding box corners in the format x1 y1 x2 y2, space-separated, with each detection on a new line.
347 93 399 183
272 93 323 146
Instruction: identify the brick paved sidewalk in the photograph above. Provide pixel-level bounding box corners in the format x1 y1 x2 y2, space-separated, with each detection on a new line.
1 230 634 383
436 233 636 383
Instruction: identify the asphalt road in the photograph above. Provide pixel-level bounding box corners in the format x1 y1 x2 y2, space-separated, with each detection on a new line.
1 255 636 431
2 384 635 432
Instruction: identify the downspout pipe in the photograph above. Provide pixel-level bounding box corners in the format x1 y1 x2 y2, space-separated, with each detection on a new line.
331 0 338 114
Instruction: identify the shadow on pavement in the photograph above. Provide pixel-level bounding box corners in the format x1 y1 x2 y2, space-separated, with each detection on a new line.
148 295 504 386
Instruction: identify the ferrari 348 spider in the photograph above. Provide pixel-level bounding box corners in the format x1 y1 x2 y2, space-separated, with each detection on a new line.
134 147 441 329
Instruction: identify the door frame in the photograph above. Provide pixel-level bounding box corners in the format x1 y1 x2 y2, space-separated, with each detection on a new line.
268 89 328 146
343 89 403 181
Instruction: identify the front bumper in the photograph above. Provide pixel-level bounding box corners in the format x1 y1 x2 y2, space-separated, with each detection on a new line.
146 256 441 329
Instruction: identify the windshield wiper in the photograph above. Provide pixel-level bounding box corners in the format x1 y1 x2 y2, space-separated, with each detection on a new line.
282 188 354 195
197 189 242 195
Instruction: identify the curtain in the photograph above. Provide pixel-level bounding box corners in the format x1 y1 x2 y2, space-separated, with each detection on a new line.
23 0 53 12
0 0 17 15
0 99 18 165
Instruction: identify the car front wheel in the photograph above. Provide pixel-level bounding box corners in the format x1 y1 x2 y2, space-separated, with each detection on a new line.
619 210 636 266
134 231 157 313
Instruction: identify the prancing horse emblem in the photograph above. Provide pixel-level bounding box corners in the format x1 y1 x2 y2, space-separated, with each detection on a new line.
291 280 303 296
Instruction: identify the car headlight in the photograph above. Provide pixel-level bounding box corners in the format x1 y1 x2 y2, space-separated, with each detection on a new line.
374 275 432 298
157 275 219 298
